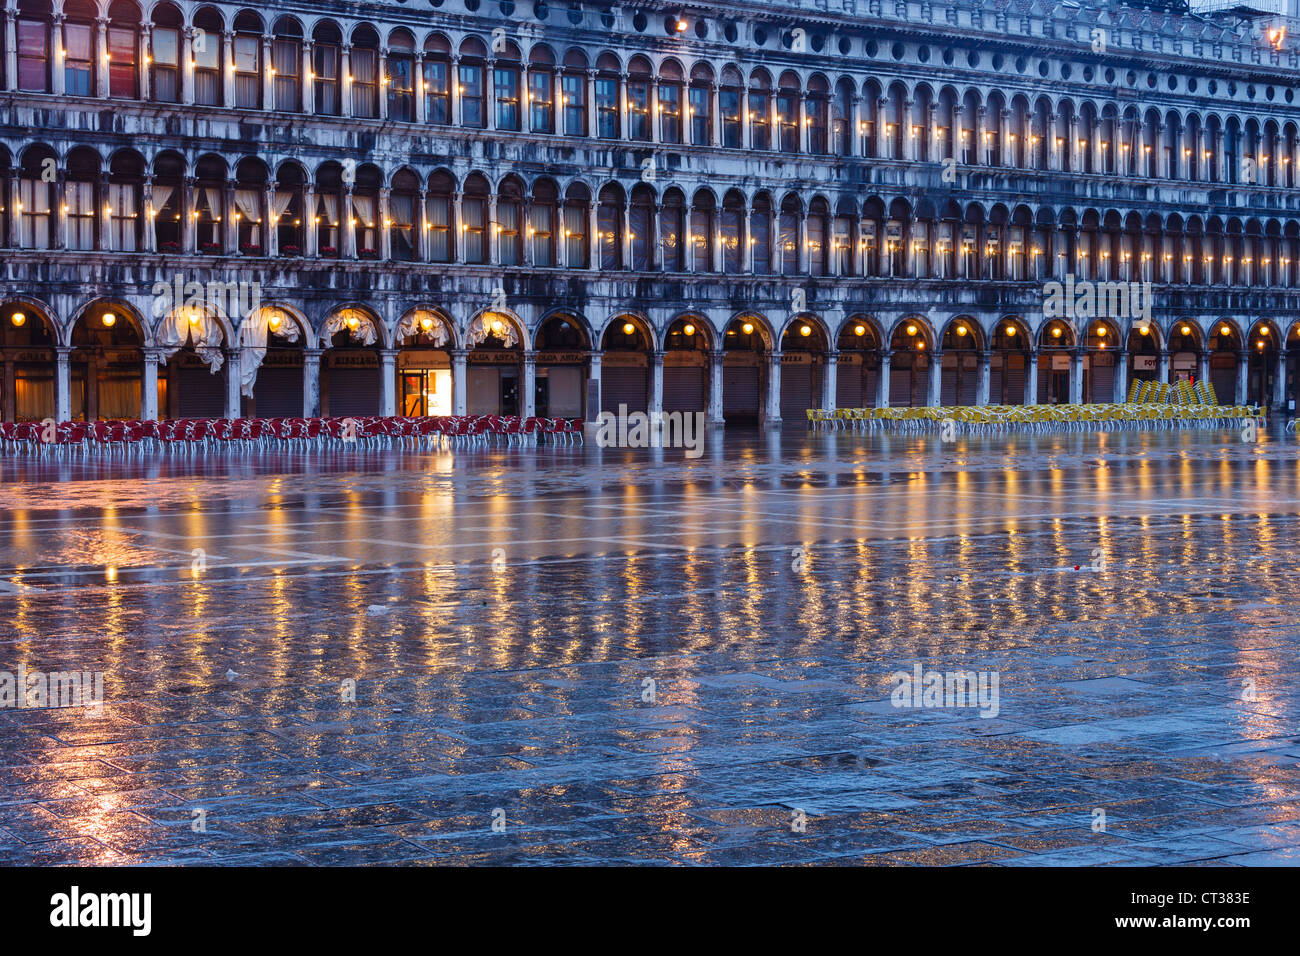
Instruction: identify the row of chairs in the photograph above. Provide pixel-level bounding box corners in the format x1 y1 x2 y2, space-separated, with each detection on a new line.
1127 379 1220 406
0 415 585 453
808 403 1262 433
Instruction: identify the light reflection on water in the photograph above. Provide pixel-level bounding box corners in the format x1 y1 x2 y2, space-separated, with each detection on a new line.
0 424 1297 862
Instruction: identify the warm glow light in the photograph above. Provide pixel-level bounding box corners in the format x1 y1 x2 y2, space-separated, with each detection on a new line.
1052 326 1062 338
906 324 918 336
623 322 635 335
799 324 811 337
854 324 866 336
420 316 434 332
10 312 26 328
1221 324 1231 336
683 323 695 336
955 324 967 336
1180 324 1192 335
1139 325 1150 335
268 312 282 331
1096 326 1106 337
101 312 116 328
1005 324 1016 336
742 322 754 335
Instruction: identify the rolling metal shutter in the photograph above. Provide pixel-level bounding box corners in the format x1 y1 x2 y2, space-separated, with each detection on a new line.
940 367 958 405
959 364 978 405
601 366 648 415
327 368 380 417
890 366 912 406
1089 362 1114 403
662 366 706 413
780 363 815 420
863 364 879 407
1211 367 1235 405
723 366 760 418
177 366 225 418
836 364 862 409
912 363 928 407
254 366 303 418
1003 366 1025 405
543 366 584 418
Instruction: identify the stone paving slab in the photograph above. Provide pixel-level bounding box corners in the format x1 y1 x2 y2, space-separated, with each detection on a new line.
2 428 1300 864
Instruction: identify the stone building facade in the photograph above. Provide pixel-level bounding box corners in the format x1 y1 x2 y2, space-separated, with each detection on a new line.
1 0 1298 424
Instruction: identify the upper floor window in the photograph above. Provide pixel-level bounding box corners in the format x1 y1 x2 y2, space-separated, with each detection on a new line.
595 76 617 137
63 20 94 96
720 87 741 148
151 26 180 102
689 84 709 146
273 38 301 112
460 62 485 128
313 42 339 115
233 34 261 109
107 24 138 98
17 18 49 92
495 64 521 131
424 55 450 124
388 49 415 122
627 76 649 140
193 21 222 106
529 69 553 133
561 73 585 135
351 35 380 118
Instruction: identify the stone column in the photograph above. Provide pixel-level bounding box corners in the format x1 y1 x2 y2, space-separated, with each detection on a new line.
649 350 664 418
452 192 464 263
304 184 316 257
587 200 599 271
450 56 461 125
1069 350 1084 404
302 39 314 114
976 350 991 405
379 349 397 417
522 350 536 417
261 34 273 108
55 347 72 422
1158 349 1170 384
141 350 161 420
451 349 468 415
1236 352 1248 405
415 188 427 261
180 26 195 104
377 47 389 121
379 187 392 260
3 10 16 93
97 173 111 251
222 179 236 254
927 352 942 407
586 69 598 136
50 15 65 96
1025 350 1039 405
342 185 355 257
224 348 242 418
875 97 888 157
264 182 278 257
7 170 20 247
707 349 724 424
1116 350 1130 403
95 18 109 97
340 44 352 118
1274 347 1287 410
221 31 235 107
822 351 838 412
303 348 321 416
878 350 891 408
1198 351 1210 392
765 351 782 427
586 351 601 419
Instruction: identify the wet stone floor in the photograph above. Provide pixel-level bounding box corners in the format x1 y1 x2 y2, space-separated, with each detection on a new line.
1 425 1300 866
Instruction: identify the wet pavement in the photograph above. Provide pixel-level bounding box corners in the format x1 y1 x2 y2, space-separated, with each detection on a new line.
2 425 1300 866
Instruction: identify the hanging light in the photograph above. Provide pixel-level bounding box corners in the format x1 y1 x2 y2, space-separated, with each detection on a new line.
1051 326 1062 338
683 323 695 336
101 312 116 328
419 315 435 332
854 324 866 336
187 310 202 327
799 324 811 337
490 318 503 334
1220 324 1231 336
742 322 754 335
955 324 967 337
10 312 25 328
906 323 918 336
346 314 360 332
622 321 635 335
1180 324 1191 336
1139 325 1150 335
268 312 282 331
1004 324 1016 336
1096 326 1106 337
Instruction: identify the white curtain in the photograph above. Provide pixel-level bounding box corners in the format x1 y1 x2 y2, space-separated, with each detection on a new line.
396 311 448 347
66 180 95 251
235 188 262 244
321 311 377 346
157 310 225 371
239 309 301 396
271 189 294 230
109 183 137 252
352 193 377 252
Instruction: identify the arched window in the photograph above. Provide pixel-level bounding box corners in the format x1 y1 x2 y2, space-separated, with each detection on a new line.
660 189 684 272
531 179 558 266
312 22 342 115
314 162 342 256
150 4 182 102
107 1 140 99
497 177 524 266
749 72 771 150
62 0 97 96
561 50 587 135
691 191 714 271
274 164 305 256
658 61 683 144
387 31 415 122
808 198 829 275
16 0 51 93
235 158 269 254
193 8 223 106
350 26 380 118
721 191 743 274
272 18 303 112
18 147 55 248
107 150 143 251
528 47 555 133
462 174 489 264
688 64 711 146
751 194 772 274
389 169 418 260
780 195 800 274
65 148 100 251
423 36 451 124
425 171 454 262
151 151 184 251
831 80 853 156
627 57 651 141
594 53 619 138
630 185 654 270
720 67 743 148
777 73 800 153
459 38 487 128
807 76 829 155
233 12 264 110
494 43 522 131
598 184 623 269
350 164 381 257
563 183 590 266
